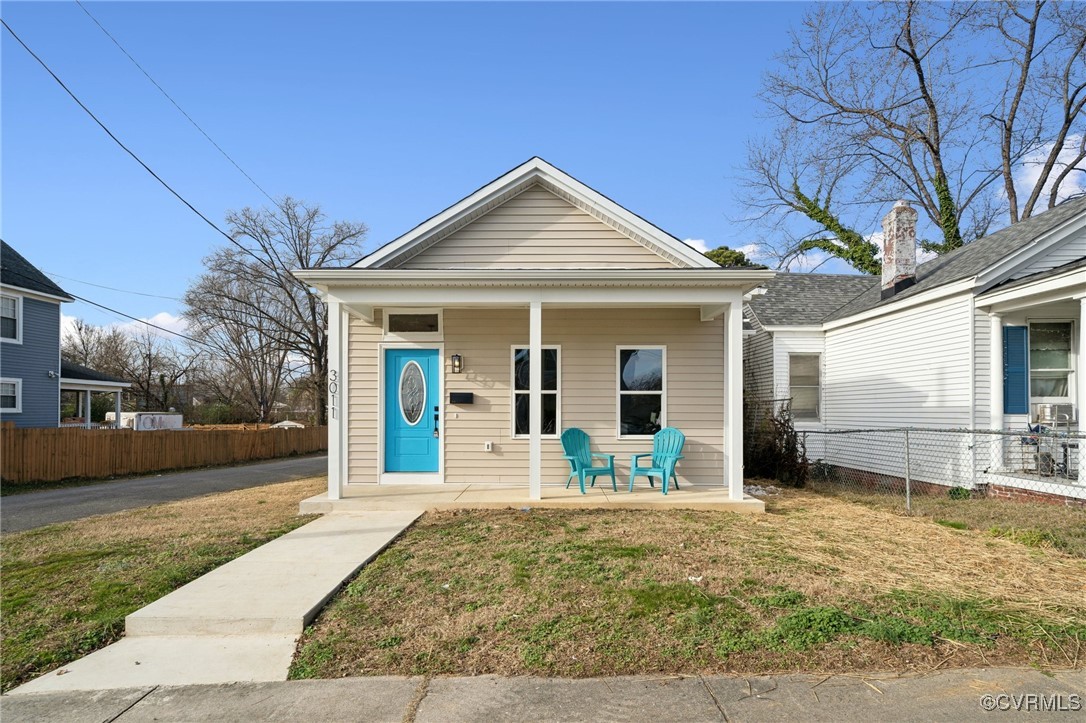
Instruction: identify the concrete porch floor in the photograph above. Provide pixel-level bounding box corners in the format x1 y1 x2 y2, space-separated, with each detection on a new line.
300 483 765 514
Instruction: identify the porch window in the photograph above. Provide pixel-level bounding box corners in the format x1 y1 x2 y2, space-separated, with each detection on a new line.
512 346 559 437
789 354 820 421
0 378 20 413
1 294 19 342
1029 321 1073 401
617 347 665 437
383 309 442 341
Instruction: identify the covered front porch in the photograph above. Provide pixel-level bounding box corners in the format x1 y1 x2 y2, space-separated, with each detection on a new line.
59 361 130 429
979 260 1085 495
300 268 772 508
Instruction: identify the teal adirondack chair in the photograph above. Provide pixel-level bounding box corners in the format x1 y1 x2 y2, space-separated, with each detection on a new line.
560 428 617 494
628 427 685 495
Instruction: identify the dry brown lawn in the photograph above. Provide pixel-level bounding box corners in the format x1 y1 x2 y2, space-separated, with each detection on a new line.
292 489 1086 680
2 477 323 691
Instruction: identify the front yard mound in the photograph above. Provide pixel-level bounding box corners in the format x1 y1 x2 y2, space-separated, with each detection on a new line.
1 476 324 692
292 490 1085 679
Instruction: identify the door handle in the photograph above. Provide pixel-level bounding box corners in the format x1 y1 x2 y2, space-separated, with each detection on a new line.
433 413 440 438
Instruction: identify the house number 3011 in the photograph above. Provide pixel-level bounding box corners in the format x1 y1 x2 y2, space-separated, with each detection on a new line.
328 369 339 420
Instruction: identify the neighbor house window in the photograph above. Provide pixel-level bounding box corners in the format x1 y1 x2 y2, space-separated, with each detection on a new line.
617 347 665 437
0 378 21 413
0 294 19 342
1029 321 1073 401
789 354 820 421
512 346 560 437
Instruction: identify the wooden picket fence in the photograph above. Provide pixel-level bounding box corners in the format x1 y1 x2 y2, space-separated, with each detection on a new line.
0 425 327 484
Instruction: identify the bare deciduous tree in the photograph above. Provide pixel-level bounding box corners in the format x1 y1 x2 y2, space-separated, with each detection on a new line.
187 198 367 425
743 0 1086 273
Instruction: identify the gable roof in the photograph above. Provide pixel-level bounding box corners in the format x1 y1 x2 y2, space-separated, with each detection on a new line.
356 157 717 270
745 273 877 327
824 195 1086 322
0 240 73 300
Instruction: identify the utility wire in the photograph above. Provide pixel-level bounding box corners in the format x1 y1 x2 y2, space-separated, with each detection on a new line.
1 18 247 255
1 265 208 348
73 1 277 205
45 269 183 301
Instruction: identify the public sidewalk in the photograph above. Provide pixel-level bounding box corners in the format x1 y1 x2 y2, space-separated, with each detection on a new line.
3 668 1083 722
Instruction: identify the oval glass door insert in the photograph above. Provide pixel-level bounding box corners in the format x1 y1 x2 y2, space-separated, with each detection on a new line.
399 361 426 426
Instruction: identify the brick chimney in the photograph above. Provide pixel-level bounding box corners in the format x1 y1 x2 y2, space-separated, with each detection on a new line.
881 199 917 299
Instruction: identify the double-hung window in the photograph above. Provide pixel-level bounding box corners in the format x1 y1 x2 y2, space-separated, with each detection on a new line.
1029 321 1073 401
512 346 560 437
789 354 821 421
617 347 665 437
1 294 19 342
0 378 20 413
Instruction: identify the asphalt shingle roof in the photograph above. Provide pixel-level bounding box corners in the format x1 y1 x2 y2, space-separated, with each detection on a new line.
61 360 128 384
746 273 878 327
0 240 72 299
823 195 1086 322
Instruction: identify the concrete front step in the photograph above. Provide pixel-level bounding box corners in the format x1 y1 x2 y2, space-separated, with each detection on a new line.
125 511 421 637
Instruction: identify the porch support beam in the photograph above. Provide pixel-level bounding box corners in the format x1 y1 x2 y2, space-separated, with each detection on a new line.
700 304 728 322
989 312 1003 431
84 389 92 429
326 300 345 500
725 301 744 500
529 299 542 501
114 390 123 429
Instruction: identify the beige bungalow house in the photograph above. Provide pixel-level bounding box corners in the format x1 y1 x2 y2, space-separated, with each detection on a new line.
295 158 772 506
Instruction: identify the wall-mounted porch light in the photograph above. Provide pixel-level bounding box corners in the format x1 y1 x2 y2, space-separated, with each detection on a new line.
451 354 464 374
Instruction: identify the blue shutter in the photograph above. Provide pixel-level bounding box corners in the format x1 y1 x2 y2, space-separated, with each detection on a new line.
1003 326 1029 415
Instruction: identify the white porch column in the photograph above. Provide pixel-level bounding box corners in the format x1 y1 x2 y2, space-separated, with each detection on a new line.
989 312 1004 430
326 300 344 500
84 389 92 429
529 299 542 501
725 301 744 500
1078 298 1085 484
114 391 122 429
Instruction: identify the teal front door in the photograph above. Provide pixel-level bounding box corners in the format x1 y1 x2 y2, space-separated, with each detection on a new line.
384 349 440 473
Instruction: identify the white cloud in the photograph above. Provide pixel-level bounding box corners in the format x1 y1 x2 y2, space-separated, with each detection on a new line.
1013 135 1086 205
118 311 188 339
60 312 79 341
683 238 711 253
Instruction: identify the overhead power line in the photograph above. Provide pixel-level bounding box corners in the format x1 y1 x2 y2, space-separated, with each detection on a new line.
73 1 277 205
45 269 183 301
1 18 247 255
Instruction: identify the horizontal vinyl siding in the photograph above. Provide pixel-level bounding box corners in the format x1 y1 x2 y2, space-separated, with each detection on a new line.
974 305 991 428
346 312 384 484
0 295 61 428
1010 230 1085 279
399 187 675 269
742 321 773 403
346 307 730 486
823 293 974 429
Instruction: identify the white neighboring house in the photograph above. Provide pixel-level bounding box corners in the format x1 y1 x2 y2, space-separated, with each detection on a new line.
744 196 1086 501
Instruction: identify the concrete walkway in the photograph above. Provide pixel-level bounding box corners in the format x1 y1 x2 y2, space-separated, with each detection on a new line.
1 454 328 533
8 510 421 695
3 668 1083 722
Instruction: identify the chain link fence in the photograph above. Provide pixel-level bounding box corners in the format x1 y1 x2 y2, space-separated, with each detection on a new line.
801 427 1085 513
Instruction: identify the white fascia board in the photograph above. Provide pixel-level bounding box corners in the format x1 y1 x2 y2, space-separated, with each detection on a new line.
822 278 976 331
60 379 131 391
326 286 750 308
762 325 825 334
355 158 718 270
975 212 1086 289
976 268 1086 312
0 284 74 304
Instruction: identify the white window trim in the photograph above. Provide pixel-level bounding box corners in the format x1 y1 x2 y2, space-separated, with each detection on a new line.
0 377 22 413
510 344 561 440
382 307 443 342
615 345 667 439
1026 318 1076 405
1 292 22 344
788 352 821 422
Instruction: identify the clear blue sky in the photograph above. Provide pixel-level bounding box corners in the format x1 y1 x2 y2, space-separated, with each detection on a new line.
3 1 815 332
